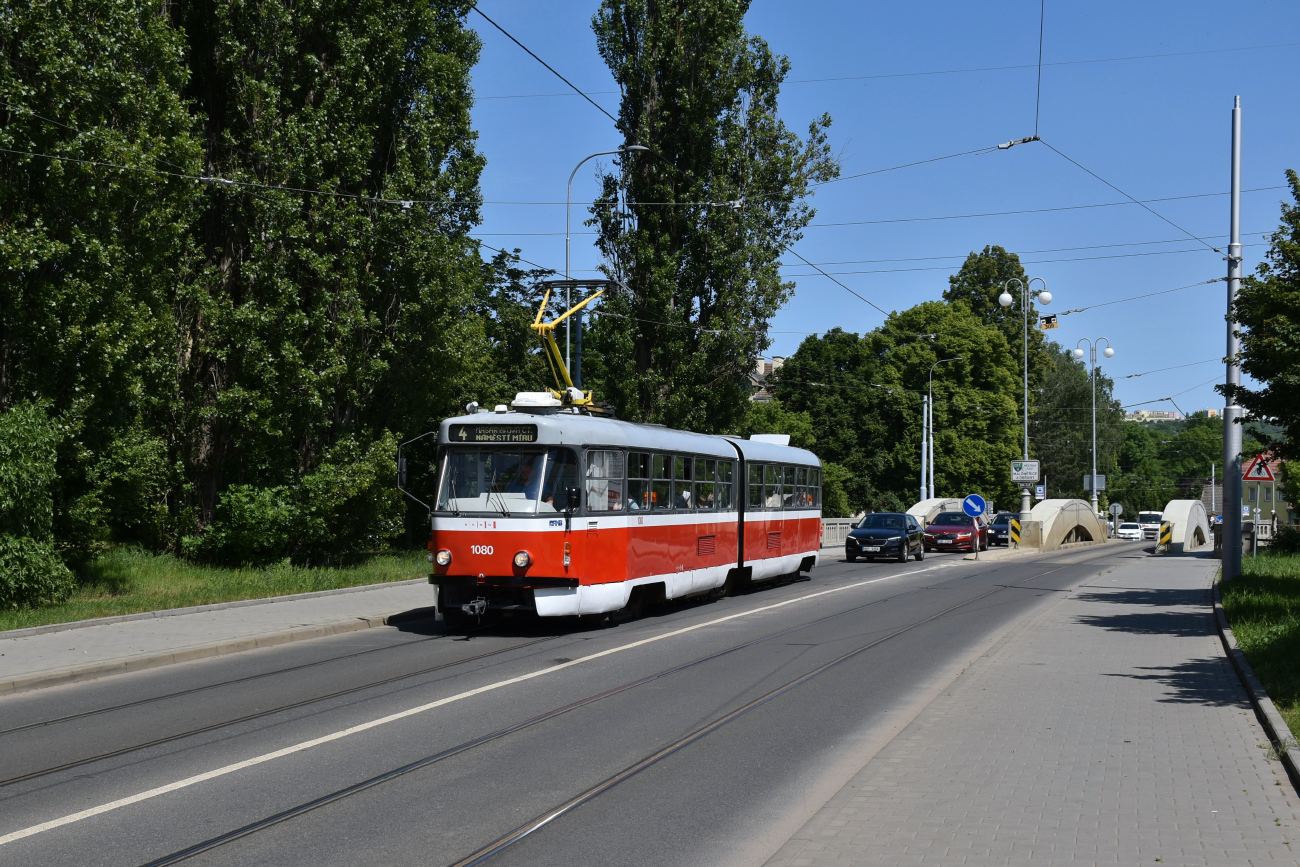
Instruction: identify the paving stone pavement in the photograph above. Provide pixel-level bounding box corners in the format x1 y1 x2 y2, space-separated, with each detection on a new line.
767 553 1300 866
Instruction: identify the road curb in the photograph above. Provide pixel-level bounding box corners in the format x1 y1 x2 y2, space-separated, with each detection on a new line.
1213 571 1300 793
0 606 438 697
0 576 429 640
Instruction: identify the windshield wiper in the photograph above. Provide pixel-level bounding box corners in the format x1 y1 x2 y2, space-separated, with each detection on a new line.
487 468 511 518
448 464 461 516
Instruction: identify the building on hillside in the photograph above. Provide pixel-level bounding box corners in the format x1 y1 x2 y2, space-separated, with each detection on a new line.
1125 409 1181 421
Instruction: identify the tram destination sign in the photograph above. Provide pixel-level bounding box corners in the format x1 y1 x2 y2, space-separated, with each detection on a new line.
447 423 538 444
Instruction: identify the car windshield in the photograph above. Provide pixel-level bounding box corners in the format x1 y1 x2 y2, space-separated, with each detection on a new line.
930 513 973 526
1120 523 1140 530
857 514 904 530
992 513 1017 524
436 447 578 515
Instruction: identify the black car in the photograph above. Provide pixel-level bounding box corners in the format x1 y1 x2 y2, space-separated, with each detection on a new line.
846 512 925 563
989 511 1019 546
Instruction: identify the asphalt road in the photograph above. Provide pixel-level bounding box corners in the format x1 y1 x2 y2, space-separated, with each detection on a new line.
0 543 1148 867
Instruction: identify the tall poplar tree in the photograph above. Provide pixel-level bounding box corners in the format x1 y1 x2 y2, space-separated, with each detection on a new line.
584 0 837 431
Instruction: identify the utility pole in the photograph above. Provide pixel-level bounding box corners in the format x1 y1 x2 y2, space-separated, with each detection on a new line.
1223 96 1244 580
920 395 929 503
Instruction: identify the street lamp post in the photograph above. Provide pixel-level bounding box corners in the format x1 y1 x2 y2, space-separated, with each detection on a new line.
566 145 649 379
928 357 963 500
998 277 1052 523
1073 337 1115 514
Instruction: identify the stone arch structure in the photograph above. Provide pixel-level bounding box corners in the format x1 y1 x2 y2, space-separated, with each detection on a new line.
1161 500 1211 553
907 498 962 527
1029 499 1109 552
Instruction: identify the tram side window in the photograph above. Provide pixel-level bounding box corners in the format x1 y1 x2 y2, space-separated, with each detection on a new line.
627 452 651 510
795 466 808 507
651 454 673 510
675 455 694 509
586 450 626 512
694 457 716 510
717 460 734 510
810 467 822 508
748 463 764 509
782 466 796 507
764 464 783 508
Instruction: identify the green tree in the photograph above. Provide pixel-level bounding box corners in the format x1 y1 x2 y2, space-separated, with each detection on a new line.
943 245 1053 394
1030 348 1123 499
584 0 838 432
0 0 204 556
773 301 1023 515
169 0 489 562
1224 170 1300 460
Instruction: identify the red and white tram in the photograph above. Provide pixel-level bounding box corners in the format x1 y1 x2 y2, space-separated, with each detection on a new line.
428 403 823 625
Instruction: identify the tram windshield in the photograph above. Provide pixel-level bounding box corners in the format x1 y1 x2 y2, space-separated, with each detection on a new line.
436 447 579 515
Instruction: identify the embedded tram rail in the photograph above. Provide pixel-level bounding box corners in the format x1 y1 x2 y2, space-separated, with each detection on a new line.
115 555 1089 867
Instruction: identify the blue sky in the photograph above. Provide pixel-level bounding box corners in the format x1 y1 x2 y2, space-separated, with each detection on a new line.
465 1 1300 415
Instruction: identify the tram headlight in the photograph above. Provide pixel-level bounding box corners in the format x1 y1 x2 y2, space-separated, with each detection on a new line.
513 550 532 569
435 549 452 567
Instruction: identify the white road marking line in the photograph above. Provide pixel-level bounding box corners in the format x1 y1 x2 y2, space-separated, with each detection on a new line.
0 562 949 847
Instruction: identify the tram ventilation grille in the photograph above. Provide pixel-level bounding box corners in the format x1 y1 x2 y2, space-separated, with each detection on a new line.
767 532 781 550
697 535 715 556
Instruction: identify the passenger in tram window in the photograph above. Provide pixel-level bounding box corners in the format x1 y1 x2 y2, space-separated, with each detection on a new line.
652 455 672 509
627 452 651 511
765 465 783 508
695 457 716 510
718 461 734 510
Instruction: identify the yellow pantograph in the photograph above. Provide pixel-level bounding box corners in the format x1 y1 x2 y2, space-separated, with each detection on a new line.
531 285 604 407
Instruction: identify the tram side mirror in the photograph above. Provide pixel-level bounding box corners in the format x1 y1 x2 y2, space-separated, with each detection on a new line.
397 456 407 488
564 486 581 513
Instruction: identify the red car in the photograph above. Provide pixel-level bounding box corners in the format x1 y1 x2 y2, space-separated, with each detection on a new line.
924 512 988 552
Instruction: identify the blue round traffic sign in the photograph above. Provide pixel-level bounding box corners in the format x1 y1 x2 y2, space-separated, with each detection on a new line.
963 494 987 517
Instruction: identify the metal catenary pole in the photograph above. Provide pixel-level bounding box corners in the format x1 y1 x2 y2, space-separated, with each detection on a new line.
1223 96 1244 580
920 395 928 503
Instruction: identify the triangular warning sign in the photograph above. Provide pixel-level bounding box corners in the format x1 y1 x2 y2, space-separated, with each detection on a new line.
1242 455 1276 482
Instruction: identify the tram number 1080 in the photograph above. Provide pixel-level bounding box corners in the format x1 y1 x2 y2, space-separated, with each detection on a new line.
470 545 495 556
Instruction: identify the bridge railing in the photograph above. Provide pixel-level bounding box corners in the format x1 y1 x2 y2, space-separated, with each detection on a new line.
821 519 854 548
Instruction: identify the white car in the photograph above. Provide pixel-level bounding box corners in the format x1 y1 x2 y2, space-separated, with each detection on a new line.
1116 522 1142 541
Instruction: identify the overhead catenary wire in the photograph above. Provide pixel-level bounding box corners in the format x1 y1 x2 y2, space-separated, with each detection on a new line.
1038 139 1223 253
469 5 618 124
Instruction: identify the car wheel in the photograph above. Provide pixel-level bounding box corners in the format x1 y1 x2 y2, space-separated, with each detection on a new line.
897 545 907 563
846 552 857 562
914 546 924 561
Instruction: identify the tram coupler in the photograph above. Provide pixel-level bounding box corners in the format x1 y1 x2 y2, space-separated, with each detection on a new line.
461 598 488 622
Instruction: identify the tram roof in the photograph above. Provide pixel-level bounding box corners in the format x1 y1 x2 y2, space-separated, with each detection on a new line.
438 410 820 466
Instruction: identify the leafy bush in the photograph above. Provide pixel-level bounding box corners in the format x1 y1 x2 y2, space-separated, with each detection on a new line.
1274 524 1300 555
187 433 403 567
185 485 296 567
0 401 60 540
0 535 75 609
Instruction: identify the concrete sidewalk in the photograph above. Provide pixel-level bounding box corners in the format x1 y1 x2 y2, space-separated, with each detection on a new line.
768 552 1300 865
0 581 438 695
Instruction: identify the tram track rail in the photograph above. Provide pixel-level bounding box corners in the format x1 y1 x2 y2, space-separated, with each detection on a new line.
0 635 558 789
130 558 1086 867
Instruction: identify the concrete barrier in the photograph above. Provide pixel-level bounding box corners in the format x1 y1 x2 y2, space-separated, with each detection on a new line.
1162 500 1211 553
907 497 962 527
1029 499 1109 552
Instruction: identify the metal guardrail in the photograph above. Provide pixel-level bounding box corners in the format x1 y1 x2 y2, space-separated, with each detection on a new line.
821 519 854 548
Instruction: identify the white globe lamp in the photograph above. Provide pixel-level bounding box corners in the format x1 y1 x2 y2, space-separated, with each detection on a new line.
1103 346 1115 358
1038 291 1052 305
1073 347 1085 360
997 291 1013 308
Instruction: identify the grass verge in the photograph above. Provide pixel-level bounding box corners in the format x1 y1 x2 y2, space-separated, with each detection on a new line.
1221 551 1300 740
0 548 430 633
